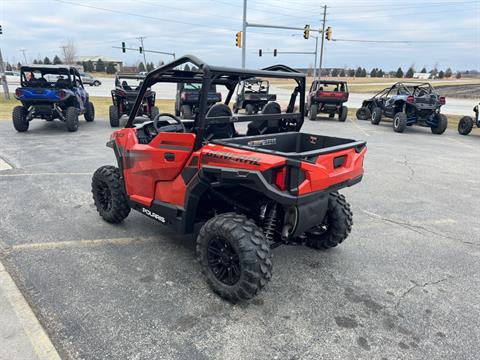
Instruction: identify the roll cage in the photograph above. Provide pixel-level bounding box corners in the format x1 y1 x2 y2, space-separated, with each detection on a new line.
19 65 83 89
387 82 436 97
126 55 306 150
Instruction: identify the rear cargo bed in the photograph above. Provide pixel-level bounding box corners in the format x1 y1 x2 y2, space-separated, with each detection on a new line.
212 132 366 160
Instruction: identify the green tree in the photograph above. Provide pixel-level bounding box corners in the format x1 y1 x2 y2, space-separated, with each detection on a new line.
395 67 404 78
370 68 377 77
430 68 438 77
33 59 38 64
438 70 445 79
138 62 146 72
86 60 94 72
95 59 105 72
377 69 385 77
53 55 62 64
420 67 427 73
354 67 362 77
184 64 190 71
455 72 462 79
43 56 52 65
360 68 367 77
146 62 154 72
445 68 452 78
339 69 346 77
331 68 339 77
106 62 117 74
405 67 415 78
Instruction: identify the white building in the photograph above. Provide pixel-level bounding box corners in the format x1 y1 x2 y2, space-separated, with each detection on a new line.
413 72 431 80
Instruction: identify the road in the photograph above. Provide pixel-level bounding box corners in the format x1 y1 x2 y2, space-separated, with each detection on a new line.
2 76 476 115
0 115 479 359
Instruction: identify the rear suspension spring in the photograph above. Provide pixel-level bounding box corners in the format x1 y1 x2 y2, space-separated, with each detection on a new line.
263 203 278 243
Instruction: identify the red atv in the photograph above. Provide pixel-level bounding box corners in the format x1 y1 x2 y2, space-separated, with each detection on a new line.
92 56 367 302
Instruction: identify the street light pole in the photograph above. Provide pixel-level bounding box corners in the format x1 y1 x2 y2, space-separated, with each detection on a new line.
318 5 327 78
242 0 247 68
313 36 318 79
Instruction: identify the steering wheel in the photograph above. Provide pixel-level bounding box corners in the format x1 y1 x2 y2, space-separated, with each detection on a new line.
153 113 186 133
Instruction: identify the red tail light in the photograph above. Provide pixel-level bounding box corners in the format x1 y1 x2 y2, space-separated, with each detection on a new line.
58 90 66 99
439 96 446 105
406 96 415 104
274 167 287 191
15 88 22 97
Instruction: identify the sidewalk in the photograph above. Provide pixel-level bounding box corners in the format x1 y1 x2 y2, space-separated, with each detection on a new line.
0 260 60 360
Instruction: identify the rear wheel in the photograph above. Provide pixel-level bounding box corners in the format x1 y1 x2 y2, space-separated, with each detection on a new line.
393 112 407 133
356 107 371 120
180 104 192 119
12 106 29 132
458 116 473 135
84 101 95 122
65 106 79 132
109 105 119 127
309 104 318 120
305 192 353 250
245 104 254 115
91 165 130 223
339 105 348 122
371 107 382 125
93 80 100 86
431 113 448 135
150 106 159 120
196 213 272 302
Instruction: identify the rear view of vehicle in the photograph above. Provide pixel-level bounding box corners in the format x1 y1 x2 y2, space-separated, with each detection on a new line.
109 73 158 127
12 65 94 132
369 82 447 134
458 103 479 135
233 78 277 115
175 82 221 119
307 80 349 121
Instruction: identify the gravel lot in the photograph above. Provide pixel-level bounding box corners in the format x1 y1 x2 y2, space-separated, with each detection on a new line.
0 116 479 360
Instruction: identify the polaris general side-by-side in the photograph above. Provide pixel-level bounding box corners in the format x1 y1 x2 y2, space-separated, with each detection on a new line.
232 78 277 115
306 80 349 121
13 65 95 132
175 82 222 119
109 73 159 127
91 56 367 302
458 103 479 135
359 82 448 134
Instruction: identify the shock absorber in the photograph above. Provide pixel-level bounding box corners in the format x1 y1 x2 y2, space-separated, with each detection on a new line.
263 203 277 243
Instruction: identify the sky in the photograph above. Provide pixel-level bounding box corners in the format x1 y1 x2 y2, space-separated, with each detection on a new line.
1 0 479 72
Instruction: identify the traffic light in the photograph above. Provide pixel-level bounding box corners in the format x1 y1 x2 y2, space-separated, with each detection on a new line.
235 31 242 48
273 49 277 57
0 25 3 35
122 42 126 53
325 26 333 41
259 49 262 57
303 24 310 39
139 46 143 54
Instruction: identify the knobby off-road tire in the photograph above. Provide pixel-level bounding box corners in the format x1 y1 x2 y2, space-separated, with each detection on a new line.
150 106 159 120
109 105 119 127
84 101 95 122
431 113 448 135
91 165 130 223
245 104 254 115
309 104 318 120
356 107 371 121
12 106 29 132
339 105 348 122
305 192 353 250
458 116 473 135
393 112 407 133
371 107 382 125
196 213 272 302
65 106 79 132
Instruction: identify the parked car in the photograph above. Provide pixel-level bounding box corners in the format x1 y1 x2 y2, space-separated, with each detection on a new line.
12 65 94 132
458 103 479 135
232 78 276 114
364 82 447 134
306 80 349 121
80 72 101 86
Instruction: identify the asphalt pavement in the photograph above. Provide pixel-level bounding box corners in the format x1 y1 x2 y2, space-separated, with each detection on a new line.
0 115 479 359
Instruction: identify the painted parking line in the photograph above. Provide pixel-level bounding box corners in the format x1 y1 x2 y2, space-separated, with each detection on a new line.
348 118 371 137
0 261 61 360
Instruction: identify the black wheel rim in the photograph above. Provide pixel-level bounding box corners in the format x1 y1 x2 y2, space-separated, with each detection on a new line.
207 237 241 285
97 183 112 211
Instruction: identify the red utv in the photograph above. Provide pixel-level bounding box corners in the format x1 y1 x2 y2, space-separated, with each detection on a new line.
306 80 349 121
92 56 367 302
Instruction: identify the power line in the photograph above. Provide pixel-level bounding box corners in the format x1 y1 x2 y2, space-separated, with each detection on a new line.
332 38 474 44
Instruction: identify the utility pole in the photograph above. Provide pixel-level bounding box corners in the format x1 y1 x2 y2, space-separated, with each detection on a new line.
0 48 10 100
20 49 27 64
137 36 147 66
242 0 247 68
318 5 327 78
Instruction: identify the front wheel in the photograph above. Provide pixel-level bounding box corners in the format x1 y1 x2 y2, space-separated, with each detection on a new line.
338 105 348 122
12 106 29 132
431 113 448 135
309 104 318 120
109 105 119 127
91 166 130 223
305 192 353 250
356 107 371 120
65 106 79 132
371 107 382 125
93 81 101 86
196 213 272 302
84 101 95 122
393 112 407 133
458 116 473 135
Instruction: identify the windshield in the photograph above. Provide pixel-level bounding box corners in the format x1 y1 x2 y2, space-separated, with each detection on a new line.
184 83 216 92
318 82 347 92
244 80 269 93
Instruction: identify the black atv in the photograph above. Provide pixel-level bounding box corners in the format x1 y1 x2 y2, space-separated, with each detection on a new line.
356 87 389 120
362 82 447 134
232 78 277 115
306 80 349 121
109 73 158 127
458 103 479 135
175 82 222 119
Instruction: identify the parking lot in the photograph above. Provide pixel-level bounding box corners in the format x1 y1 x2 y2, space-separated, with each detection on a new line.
0 115 479 359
